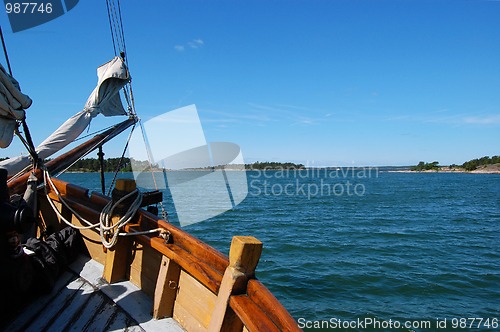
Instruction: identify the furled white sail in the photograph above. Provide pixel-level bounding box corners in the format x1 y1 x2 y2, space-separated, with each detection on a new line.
0 56 130 175
0 63 32 148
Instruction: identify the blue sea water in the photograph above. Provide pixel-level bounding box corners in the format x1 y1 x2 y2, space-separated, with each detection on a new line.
60 170 500 331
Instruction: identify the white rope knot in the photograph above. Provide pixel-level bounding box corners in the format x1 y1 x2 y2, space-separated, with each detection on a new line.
99 188 142 249
158 229 171 243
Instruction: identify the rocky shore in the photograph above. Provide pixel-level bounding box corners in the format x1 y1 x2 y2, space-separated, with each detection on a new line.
391 163 500 174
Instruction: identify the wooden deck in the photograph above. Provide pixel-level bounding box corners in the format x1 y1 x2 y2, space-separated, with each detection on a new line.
5 174 302 332
4 256 185 332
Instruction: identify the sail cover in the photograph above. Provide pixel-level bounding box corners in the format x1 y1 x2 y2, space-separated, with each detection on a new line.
0 56 130 175
0 63 32 148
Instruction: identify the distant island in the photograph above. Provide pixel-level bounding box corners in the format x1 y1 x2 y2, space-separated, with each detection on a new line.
244 161 305 170
68 157 135 172
0 157 303 172
410 155 500 173
1 156 498 173
60 155 498 173
0 157 305 172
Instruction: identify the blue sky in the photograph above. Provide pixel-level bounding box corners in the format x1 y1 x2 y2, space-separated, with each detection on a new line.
1 0 499 166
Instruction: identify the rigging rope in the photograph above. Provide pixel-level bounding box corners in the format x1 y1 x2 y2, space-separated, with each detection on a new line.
73 124 116 142
116 0 127 61
105 0 118 56
138 118 168 220
103 0 166 219
105 0 126 57
107 121 136 195
21 119 40 168
52 128 112 177
0 26 13 76
1 24 40 170
105 0 133 113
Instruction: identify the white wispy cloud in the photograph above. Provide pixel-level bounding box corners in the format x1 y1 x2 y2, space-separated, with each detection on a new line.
463 115 500 125
202 103 335 128
174 39 204 52
292 118 315 125
188 39 204 49
385 112 500 126
202 108 275 125
247 103 330 126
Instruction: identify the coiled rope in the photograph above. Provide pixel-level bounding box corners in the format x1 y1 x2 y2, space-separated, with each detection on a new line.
42 168 167 248
99 187 142 249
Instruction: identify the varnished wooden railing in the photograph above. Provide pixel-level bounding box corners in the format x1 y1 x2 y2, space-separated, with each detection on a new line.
41 178 301 332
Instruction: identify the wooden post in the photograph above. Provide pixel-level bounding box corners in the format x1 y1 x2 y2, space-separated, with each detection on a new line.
103 236 130 283
208 236 263 332
153 255 181 319
102 179 135 283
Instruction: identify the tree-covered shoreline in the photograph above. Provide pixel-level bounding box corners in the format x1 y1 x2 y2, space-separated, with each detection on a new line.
244 161 305 170
411 161 440 171
461 156 500 171
67 157 133 172
1 156 497 172
64 155 500 172
411 155 500 172
61 159 306 172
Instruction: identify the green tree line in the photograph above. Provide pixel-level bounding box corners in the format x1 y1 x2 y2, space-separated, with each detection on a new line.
412 155 500 172
245 161 305 170
67 159 306 171
68 157 133 172
411 161 440 171
461 155 500 171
